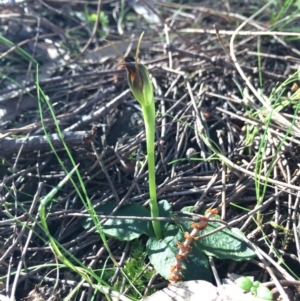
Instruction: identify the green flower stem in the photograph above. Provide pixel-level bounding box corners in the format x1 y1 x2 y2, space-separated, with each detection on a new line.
142 103 162 239
121 31 162 239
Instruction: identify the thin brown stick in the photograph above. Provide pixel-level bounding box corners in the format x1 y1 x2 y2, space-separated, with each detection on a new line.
0 130 97 154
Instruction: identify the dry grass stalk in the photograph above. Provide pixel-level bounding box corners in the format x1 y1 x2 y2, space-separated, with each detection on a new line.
169 208 218 283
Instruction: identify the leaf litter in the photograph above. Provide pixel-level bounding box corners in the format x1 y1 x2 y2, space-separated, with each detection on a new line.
1 0 300 300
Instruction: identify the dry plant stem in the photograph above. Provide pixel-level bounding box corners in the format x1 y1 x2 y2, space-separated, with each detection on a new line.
186 79 300 201
193 172 220 212
28 271 164 301
79 0 102 53
169 208 218 283
65 88 129 132
144 272 160 296
38 167 131 300
10 183 43 298
216 107 300 146
180 28 300 37
209 256 221 287
229 0 300 135
161 0 300 57
0 87 116 136
216 130 227 220
195 128 300 193
110 242 130 286
166 44 285 82
65 213 207 223
0 130 96 154
292 192 300 262
243 237 290 301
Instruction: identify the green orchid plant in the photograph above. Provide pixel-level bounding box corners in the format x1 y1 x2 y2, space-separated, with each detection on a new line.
82 33 256 287
36 32 272 299
120 32 162 239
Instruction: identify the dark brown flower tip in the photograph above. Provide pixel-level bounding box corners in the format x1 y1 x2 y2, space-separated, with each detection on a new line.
119 62 135 80
125 55 135 63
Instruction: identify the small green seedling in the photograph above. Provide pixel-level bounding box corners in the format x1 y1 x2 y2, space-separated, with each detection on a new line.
252 286 273 300
235 276 253 292
236 277 273 300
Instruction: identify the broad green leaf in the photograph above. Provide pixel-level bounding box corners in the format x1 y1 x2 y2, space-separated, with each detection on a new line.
147 200 173 238
82 202 151 241
197 224 256 260
102 203 151 241
146 237 176 280
163 222 178 237
158 199 172 217
158 199 172 232
81 201 115 230
146 228 211 281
